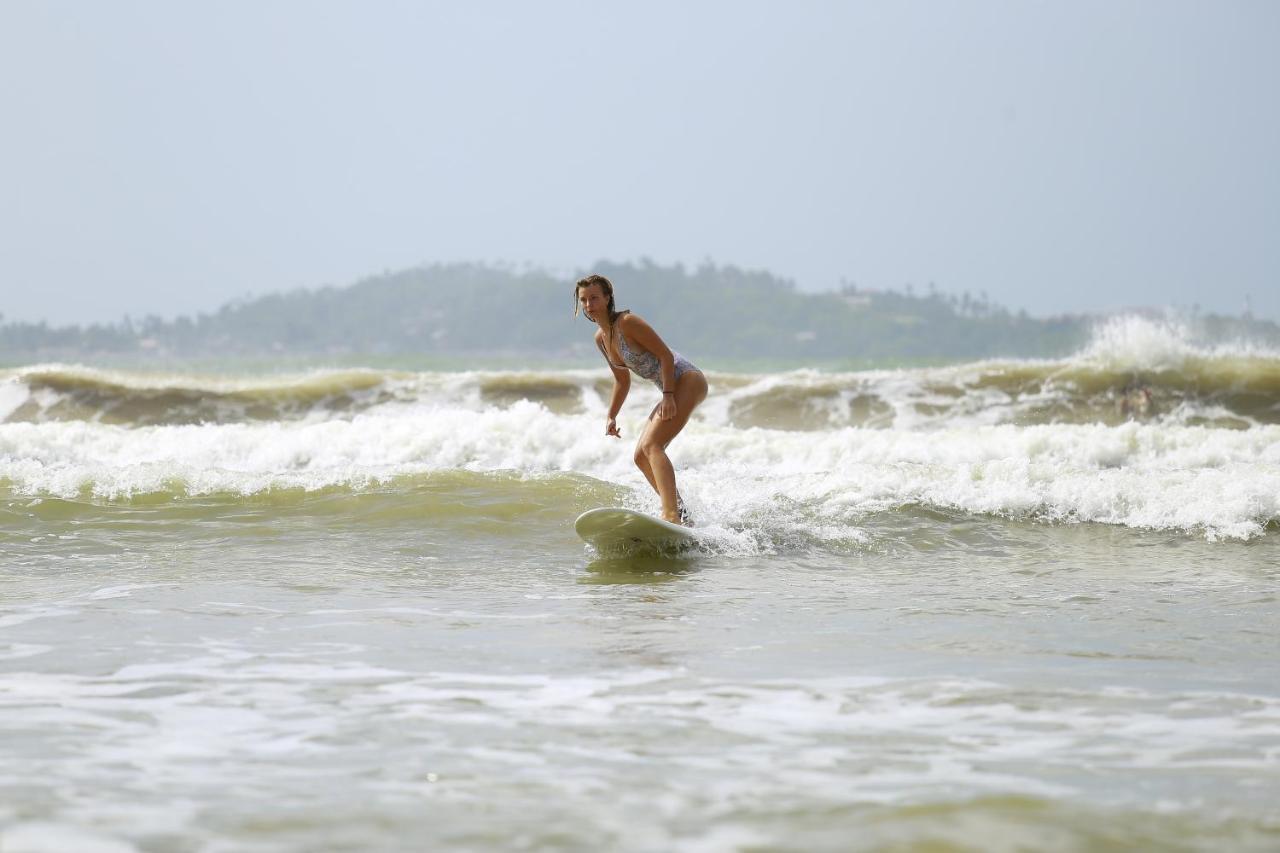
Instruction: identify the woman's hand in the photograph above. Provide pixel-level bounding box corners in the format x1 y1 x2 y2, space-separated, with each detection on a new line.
605 417 621 438
658 394 676 421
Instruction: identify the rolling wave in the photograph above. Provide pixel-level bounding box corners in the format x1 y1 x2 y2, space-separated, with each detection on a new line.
2 404 1277 540
2 318 1278 540
3 318 1278 430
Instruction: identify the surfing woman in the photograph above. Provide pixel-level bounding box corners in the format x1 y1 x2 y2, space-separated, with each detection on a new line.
575 274 708 526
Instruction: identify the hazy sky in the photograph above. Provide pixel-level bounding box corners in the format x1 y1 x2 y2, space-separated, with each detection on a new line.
2 1 1277 325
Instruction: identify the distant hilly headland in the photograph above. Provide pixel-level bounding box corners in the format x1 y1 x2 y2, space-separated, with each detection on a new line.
2 260 1275 365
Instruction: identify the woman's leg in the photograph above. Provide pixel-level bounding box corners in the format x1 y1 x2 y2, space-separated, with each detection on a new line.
634 449 659 494
634 440 689 521
633 371 708 523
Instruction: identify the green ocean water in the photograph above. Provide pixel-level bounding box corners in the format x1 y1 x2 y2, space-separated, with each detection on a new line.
2 327 1279 851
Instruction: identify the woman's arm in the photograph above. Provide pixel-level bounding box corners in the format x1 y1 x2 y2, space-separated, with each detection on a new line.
619 314 678 420
596 335 631 437
605 372 630 437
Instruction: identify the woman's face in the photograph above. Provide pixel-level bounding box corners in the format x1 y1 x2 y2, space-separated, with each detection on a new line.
578 283 608 323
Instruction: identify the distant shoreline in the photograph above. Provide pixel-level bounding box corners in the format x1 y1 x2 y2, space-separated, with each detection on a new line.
3 260 1275 362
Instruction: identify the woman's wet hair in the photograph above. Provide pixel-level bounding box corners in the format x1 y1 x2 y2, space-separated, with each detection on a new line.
573 274 619 322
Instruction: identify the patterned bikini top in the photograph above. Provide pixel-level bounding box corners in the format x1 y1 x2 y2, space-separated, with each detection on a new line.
617 333 663 384
600 313 696 391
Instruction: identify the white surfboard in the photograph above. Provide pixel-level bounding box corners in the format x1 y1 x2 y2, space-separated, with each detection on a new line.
574 507 698 554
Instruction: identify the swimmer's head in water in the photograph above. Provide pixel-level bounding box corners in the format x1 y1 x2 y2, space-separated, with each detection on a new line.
574 274 618 323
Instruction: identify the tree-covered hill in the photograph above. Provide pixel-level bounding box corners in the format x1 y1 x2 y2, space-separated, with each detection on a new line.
2 260 1274 363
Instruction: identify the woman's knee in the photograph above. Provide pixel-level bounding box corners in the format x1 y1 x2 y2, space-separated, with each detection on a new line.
635 439 663 464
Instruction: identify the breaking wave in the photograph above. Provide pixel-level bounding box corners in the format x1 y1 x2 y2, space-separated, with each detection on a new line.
2 317 1278 540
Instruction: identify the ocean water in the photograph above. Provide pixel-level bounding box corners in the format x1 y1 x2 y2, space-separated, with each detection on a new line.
1 317 1278 852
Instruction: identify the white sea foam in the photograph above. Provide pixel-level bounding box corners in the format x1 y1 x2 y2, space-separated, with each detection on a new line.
0 376 30 422
1080 315 1203 370
2 400 1278 539
1080 314 1279 369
